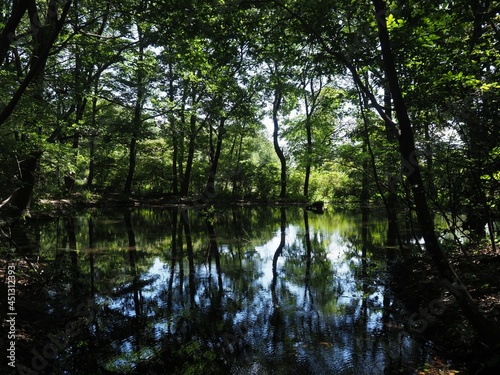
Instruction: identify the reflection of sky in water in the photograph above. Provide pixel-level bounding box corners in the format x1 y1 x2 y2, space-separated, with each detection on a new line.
16 208 455 375
99 213 423 374
138 220 384 327
254 226 292 286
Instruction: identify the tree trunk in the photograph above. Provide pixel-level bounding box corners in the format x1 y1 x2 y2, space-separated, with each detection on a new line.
181 133 195 196
303 79 317 198
233 133 244 195
204 118 225 198
0 1 73 126
87 134 96 189
423 122 435 199
181 115 197 196
87 83 99 189
168 60 178 195
0 151 42 217
356 85 401 255
383 83 402 251
177 127 185 194
304 164 311 198
0 2 72 218
303 122 311 197
273 89 287 199
304 102 312 197
373 0 499 346
124 23 145 195
0 1 30 64
171 132 179 195
361 141 370 206
124 136 137 195
225 134 238 192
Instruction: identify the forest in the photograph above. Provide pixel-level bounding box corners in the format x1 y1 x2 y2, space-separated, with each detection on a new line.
1 0 499 221
0 0 499 374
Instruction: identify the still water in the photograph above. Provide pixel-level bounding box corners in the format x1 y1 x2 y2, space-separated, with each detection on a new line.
2 207 443 374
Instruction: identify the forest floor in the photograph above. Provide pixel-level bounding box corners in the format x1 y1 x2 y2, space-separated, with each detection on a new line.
390 243 500 374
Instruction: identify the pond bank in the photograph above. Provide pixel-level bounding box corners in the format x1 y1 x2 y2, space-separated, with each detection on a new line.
390 249 500 374
32 193 328 219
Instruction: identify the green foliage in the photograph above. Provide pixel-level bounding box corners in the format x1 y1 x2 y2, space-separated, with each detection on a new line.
310 162 352 202
134 139 171 194
0 0 497 245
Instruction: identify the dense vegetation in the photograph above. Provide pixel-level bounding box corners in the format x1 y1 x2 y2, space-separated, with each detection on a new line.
0 0 498 214
1 0 499 368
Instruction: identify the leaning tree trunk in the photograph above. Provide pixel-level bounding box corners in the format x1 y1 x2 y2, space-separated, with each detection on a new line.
373 0 499 346
0 151 42 217
0 1 30 64
0 2 73 218
382 84 402 251
0 1 73 126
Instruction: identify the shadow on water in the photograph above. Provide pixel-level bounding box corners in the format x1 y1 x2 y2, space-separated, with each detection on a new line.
1 207 455 374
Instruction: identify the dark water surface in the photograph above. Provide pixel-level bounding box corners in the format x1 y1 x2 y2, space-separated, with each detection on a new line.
2 207 449 374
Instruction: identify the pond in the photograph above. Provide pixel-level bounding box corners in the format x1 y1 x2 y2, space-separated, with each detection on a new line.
2 206 453 374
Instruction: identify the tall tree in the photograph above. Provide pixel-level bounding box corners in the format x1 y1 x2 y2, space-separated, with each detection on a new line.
372 0 499 345
124 22 146 195
0 0 73 216
247 4 305 200
272 85 288 199
390 0 500 240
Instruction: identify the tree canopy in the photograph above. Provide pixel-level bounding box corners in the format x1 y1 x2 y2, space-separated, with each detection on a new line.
0 0 498 239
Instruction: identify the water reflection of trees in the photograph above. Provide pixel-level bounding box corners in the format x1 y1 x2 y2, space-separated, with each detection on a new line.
0 207 427 374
